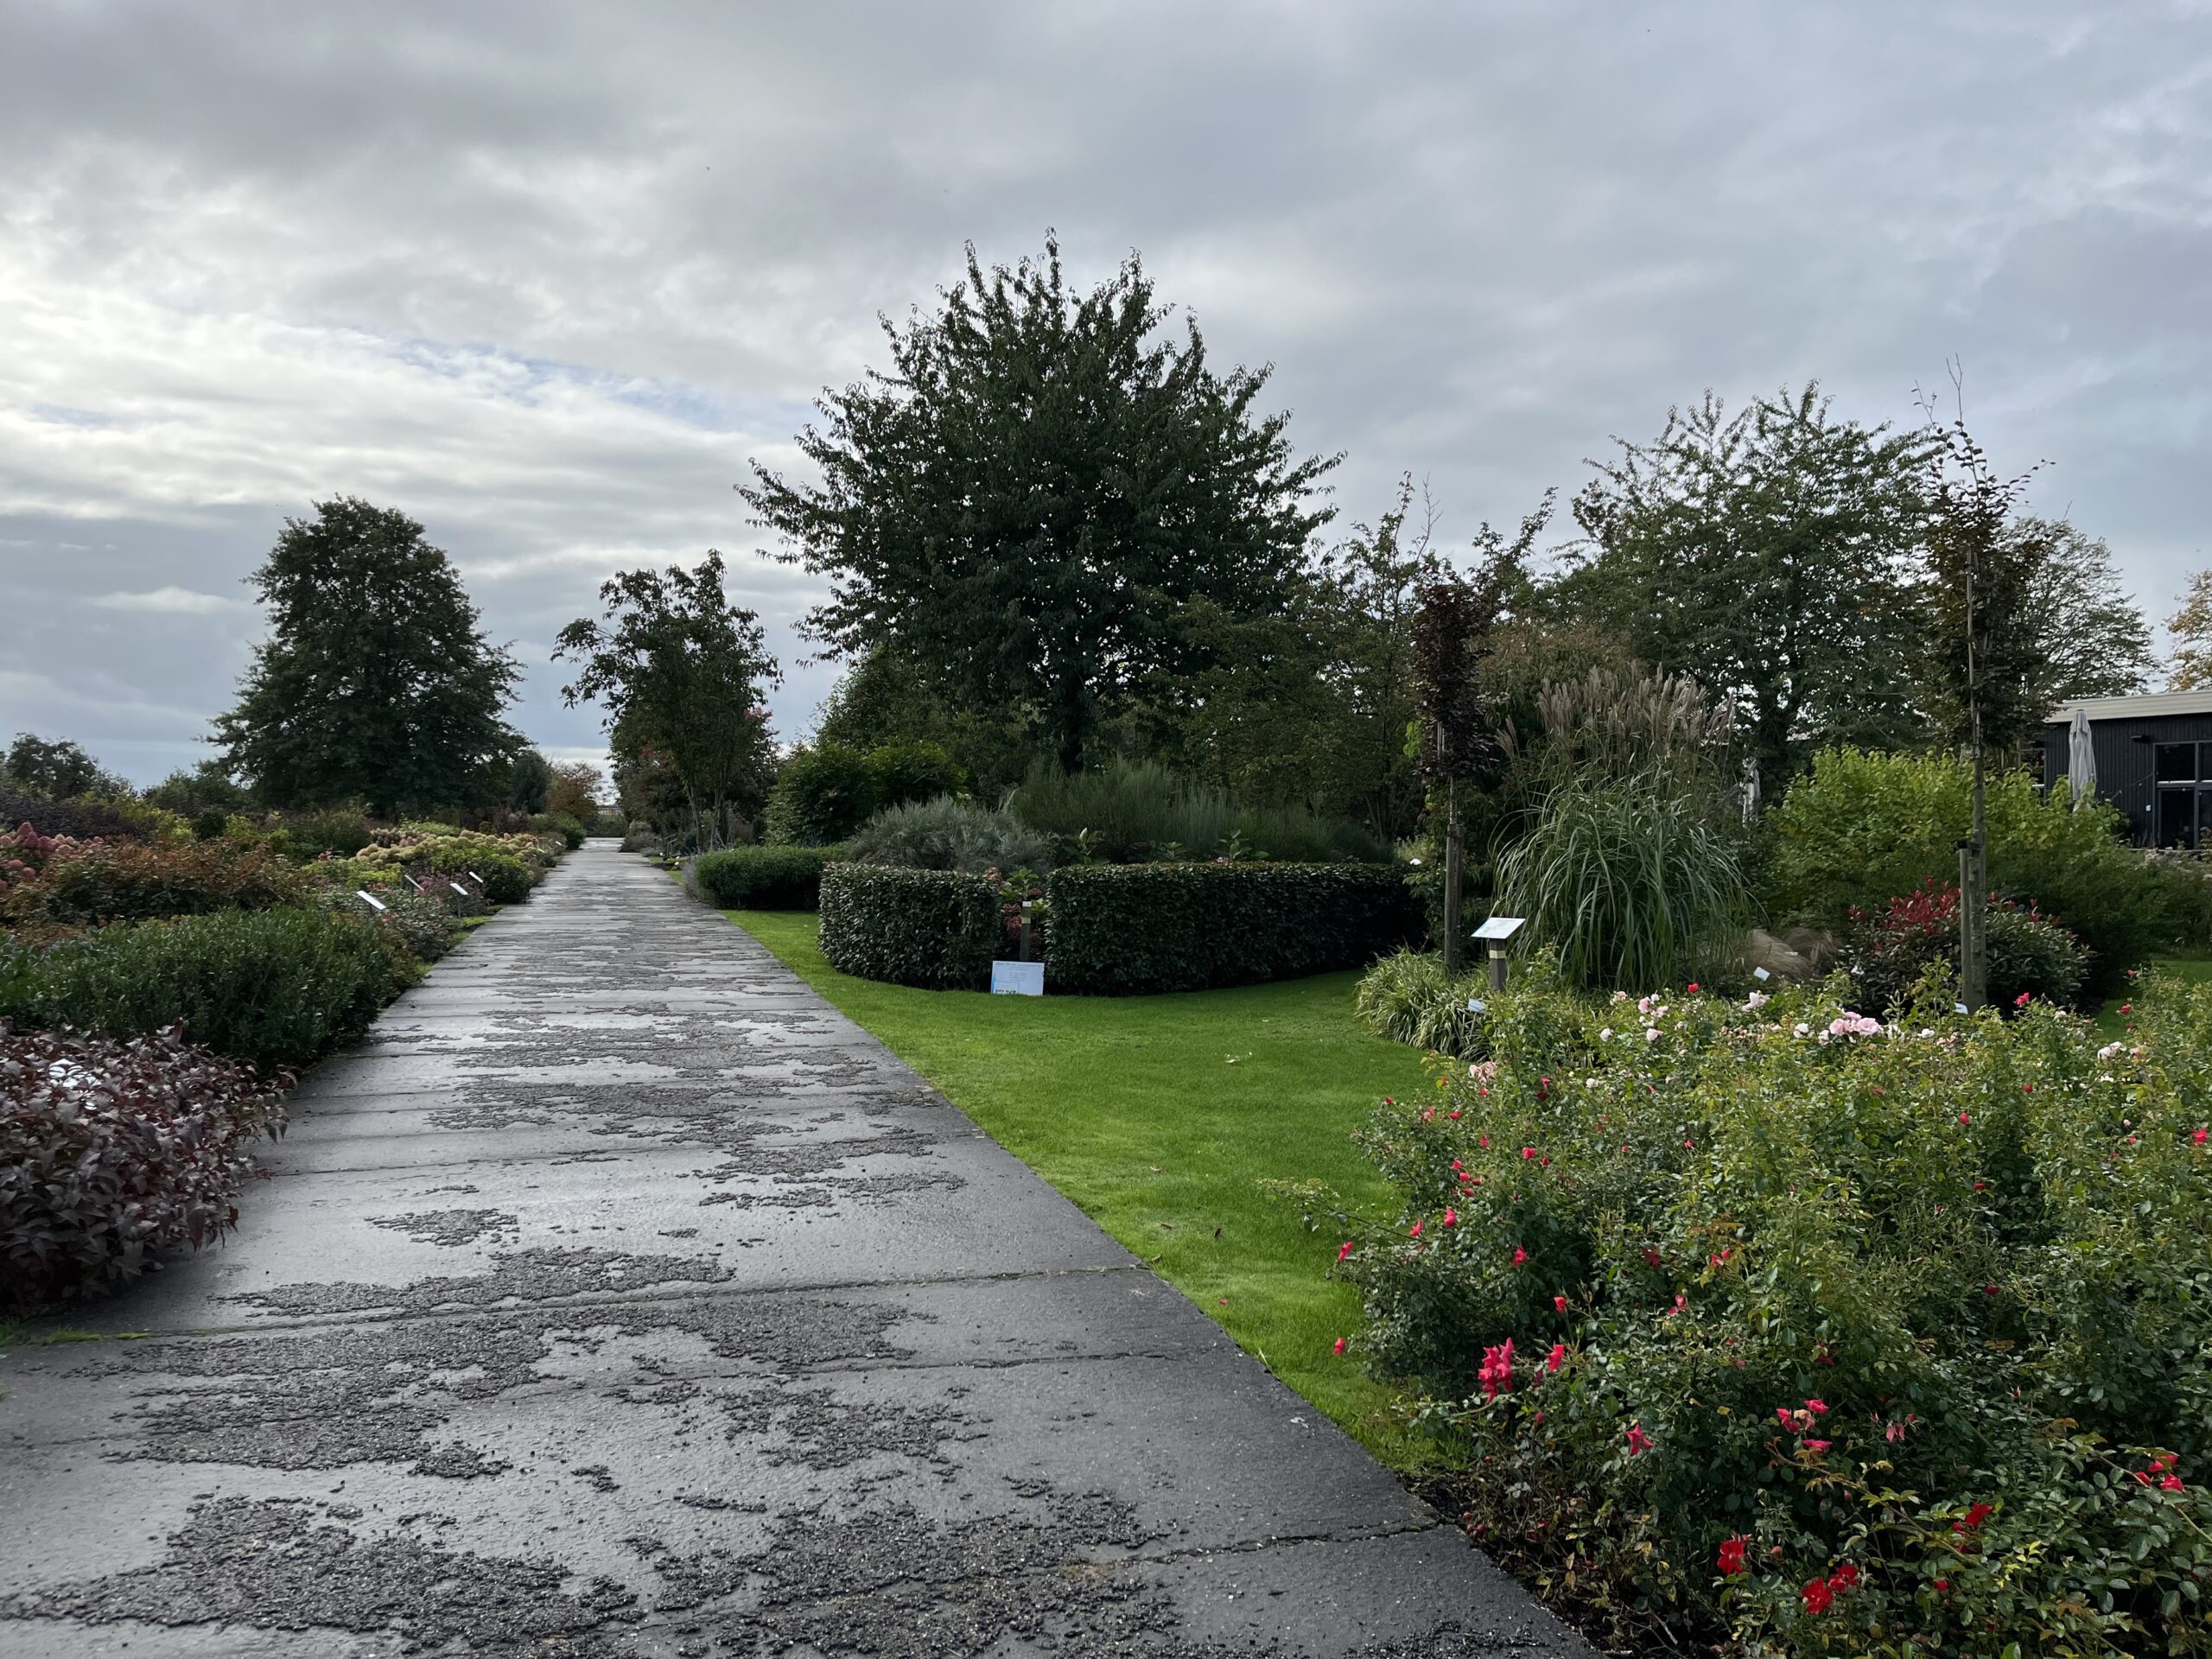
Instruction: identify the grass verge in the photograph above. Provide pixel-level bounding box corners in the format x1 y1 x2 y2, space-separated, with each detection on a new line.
721 907 1436 1468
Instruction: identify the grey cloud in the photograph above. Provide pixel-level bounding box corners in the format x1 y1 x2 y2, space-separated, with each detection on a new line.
1 1 2208 781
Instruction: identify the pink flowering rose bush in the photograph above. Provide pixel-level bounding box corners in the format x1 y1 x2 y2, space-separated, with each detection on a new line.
1300 957 2212 1655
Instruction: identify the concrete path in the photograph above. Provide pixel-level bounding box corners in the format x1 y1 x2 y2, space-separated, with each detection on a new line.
0 842 1587 1658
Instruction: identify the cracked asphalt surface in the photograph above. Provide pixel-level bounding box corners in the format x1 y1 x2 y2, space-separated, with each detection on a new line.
0 841 1590 1657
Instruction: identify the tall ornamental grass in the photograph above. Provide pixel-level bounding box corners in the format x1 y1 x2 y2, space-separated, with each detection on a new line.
1494 778 1749 991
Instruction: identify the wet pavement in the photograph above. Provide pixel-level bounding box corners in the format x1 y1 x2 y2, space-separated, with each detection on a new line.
0 841 1588 1657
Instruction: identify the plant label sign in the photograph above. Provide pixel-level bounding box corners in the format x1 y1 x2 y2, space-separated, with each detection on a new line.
1471 916 1526 943
1752 966 1772 982
354 890 387 912
449 881 469 896
990 961 1045 997
1465 997 1486 1014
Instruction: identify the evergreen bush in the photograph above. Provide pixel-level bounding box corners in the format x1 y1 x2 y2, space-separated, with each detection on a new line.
818 864 1001 989
690 845 842 910
1046 862 1418 995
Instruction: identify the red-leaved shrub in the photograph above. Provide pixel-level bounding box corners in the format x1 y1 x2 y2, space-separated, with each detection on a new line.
1 1024 289 1310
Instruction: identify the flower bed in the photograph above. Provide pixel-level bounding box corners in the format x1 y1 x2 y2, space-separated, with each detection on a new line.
1316 963 2212 1655
2 1024 288 1310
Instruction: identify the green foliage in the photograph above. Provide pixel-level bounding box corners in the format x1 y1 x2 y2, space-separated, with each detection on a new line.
1558 385 1930 791
1768 747 2169 993
213 497 522 816
1848 882 2088 1013
764 743 879 845
143 760 252 819
846 797 1053 875
817 864 1002 990
1352 950 1487 1056
508 748 553 813
1325 967 2212 1657
690 844 842 910
0 907 409 1068
2 840 309 927
0 786 142 842
555 551 779 849
1493 778 1751 991
1010 760 1388 865
316 886 454 963
473 855 532 906
4 733 129 800
742 233 1337 772
1046 862 1419 995
1915 423 2155 758
865 740 966 811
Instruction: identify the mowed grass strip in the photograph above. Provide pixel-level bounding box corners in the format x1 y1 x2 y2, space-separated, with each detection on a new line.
721 907 1436 1467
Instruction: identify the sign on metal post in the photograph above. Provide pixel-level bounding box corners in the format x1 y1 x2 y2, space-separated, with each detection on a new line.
354 890 388 912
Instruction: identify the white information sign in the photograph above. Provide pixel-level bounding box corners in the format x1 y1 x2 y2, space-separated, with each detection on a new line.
449 882 470 896
1751 966 1771 982
1465 997 1486 1014
1471 916 1527 942
989 961 1046 997
354 890 388 912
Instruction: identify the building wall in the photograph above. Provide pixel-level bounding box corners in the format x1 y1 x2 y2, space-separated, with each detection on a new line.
2043 713 2212 844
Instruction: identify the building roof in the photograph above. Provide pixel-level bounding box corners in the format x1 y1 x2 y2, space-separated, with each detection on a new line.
2047 690 2212 725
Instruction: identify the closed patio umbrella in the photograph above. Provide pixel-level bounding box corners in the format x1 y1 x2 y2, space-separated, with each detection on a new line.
2067 707 2096 808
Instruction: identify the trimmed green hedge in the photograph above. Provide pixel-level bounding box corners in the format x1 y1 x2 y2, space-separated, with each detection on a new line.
0 907 410 1069
818 864 1001 990
692 844 843 910
1045 862 1420 995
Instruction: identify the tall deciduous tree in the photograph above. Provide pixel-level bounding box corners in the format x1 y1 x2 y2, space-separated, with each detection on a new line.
2168 569 2212 691
741 234 1339 773
554 552 779 849
2010 518 2156 706
214 498 521 817
1559 385 1931 790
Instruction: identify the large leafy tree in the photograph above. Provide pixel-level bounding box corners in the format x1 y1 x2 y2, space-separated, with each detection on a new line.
2168 569 2212 691
1557 385 1931 790
741 234 1339 773
4 733 125 799
554 552 779 849
214 498 521 817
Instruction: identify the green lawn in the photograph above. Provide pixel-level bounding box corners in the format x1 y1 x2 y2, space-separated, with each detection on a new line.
2094 954 2212 1038
721 908 1436 1466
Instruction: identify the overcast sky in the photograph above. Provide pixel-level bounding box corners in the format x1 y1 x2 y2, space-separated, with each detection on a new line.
3 2 2208 785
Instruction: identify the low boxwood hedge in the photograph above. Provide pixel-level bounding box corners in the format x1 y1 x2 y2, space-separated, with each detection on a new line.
818 864 1001 990
1045 861 1420 995
692 844 843 910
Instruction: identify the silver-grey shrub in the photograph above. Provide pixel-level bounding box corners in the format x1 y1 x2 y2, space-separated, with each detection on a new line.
846 796 1055 875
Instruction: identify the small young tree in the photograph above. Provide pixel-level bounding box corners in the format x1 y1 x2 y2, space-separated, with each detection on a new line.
554 552 779 850
213 498 521 817
1413 575 1502 972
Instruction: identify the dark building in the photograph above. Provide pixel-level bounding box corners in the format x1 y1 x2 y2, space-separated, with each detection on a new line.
2041 691 2212 848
